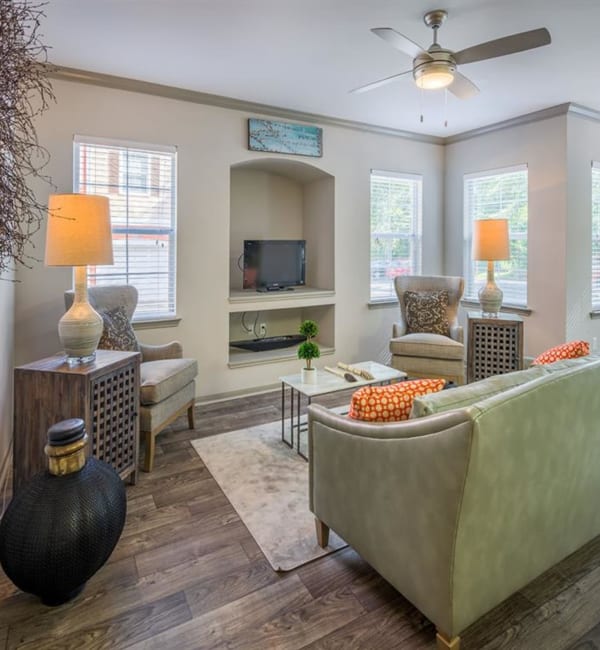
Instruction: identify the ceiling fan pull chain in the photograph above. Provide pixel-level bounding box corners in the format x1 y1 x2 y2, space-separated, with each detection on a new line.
419 87 424 123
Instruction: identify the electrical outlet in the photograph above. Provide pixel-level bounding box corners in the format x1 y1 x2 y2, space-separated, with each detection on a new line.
259 323 267 336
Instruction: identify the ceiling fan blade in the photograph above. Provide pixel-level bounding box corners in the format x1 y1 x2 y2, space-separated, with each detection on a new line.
447 72 480 100
454 27 551 65
349 69 413 94
371 27 430 60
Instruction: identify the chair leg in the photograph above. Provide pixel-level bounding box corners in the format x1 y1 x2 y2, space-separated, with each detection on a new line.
143 430 156 473
436 631 460 649
315 518 330 548
187 402 196 430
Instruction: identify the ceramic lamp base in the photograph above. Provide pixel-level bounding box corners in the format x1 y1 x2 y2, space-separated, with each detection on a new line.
58 266 103 361
58 302 103 360
478 281 503 317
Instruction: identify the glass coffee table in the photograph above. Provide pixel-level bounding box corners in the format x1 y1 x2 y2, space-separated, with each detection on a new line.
279 361 407 460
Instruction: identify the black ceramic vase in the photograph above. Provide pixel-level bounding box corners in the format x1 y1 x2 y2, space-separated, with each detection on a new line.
0 418 127 606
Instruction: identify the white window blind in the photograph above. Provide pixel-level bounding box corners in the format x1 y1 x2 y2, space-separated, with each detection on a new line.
74 136 177 320
593 162 600 310
370 171 422 301
464 165 528 307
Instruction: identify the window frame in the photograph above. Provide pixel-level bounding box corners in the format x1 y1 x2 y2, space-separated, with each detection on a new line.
463 164 529 308
73 135 178 322
369 169 423 302
590 160 600 314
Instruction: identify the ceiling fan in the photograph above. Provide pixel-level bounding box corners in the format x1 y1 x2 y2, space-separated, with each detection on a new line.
351 9 551 99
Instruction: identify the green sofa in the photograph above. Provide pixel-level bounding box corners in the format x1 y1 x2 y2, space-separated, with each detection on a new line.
308 356 600 650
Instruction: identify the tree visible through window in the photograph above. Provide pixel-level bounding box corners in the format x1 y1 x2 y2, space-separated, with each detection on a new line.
464 165 528 307
593 162 600 310
370 171 422 301
74 136 177 319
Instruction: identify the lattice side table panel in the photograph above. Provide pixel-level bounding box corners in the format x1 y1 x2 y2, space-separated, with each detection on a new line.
468 314 524 383
91 361 139 483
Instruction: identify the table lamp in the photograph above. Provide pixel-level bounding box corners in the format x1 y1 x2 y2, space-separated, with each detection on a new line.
472 218 510 317
45 194 113 364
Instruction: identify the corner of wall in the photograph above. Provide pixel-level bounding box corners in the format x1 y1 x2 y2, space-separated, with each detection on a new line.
0 273 15 514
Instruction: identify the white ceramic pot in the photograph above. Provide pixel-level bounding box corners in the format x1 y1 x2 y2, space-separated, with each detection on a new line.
301 367 317 384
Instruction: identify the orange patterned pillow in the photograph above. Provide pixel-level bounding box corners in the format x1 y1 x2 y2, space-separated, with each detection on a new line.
531 340 590 366
349 378 446 422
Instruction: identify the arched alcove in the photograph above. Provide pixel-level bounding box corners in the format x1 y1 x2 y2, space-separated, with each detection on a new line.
228 157 336 366
229 157 335 293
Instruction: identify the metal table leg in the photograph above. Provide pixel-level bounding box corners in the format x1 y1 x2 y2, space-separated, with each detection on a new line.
296 395 311 461
290 386 295 449
281 382 292 448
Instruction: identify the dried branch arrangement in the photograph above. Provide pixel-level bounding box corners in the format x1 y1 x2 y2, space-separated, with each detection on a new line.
0 0 54 275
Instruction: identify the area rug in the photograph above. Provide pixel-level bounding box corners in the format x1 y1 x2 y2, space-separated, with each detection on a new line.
191 418 347 571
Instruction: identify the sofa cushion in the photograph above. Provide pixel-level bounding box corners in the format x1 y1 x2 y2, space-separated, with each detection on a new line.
531 340 590 365
98 306 139 352
349 378 446 422
390 332 464 360
410 365 549 418
404 290 450 336
140 358 198 405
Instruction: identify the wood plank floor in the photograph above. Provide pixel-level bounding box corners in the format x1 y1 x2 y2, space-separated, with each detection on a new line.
2 389 600 649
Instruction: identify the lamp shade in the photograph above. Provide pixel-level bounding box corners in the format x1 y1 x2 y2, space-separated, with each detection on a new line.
472 218 510 261
45 194 113 267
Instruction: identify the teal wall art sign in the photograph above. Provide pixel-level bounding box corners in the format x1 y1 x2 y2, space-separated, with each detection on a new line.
248 119 323 157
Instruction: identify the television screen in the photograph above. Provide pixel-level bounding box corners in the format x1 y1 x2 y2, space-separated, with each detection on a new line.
243 240 306 290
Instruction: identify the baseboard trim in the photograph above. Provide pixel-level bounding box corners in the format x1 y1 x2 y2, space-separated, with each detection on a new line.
196 383 280 405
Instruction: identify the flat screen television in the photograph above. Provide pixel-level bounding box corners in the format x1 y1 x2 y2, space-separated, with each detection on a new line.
243 240 306 291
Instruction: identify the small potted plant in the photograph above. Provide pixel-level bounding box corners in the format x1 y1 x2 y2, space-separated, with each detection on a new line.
298 319 320 384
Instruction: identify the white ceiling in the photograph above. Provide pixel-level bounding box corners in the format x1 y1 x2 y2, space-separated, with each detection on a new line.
43 0 598 137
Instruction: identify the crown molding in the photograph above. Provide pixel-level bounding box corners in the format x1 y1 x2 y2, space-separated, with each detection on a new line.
444 102 600 144
47 65 444 145
444 104 572 144
567 103 600 123
45 66 600 146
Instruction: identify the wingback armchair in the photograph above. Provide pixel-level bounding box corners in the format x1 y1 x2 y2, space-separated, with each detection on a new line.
390 275 465 385
65 285 198 472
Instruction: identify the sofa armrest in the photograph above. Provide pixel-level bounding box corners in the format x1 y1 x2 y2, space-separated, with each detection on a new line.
392 321 407 338
450 324 464 344
308 403 469 441
139 341 183 362
308 403 472 636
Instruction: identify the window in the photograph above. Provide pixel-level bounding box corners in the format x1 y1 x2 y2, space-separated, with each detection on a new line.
120 152 150 196
74 136 177 319
593 163 600 311
370 171 422 301
464 165 528 307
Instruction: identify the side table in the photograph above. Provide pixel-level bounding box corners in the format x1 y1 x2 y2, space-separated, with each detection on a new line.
279 361 407 460
13 350 140 491
467 312 524 383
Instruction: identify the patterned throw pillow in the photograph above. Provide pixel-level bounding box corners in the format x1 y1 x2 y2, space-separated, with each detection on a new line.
531 340 589 366
349 378 446 422
403 290 450 336
98 306 139 352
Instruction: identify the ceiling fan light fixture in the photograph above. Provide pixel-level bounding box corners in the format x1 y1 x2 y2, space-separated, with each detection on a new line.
414 62 455 90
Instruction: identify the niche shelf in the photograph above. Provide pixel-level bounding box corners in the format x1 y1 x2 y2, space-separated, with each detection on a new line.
228 287 335 312
228 303 335 368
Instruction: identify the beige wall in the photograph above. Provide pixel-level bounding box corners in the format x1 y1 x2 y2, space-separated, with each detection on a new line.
444 116 568 356
15 78 445 398
0 274 14 507
565 114 600 345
